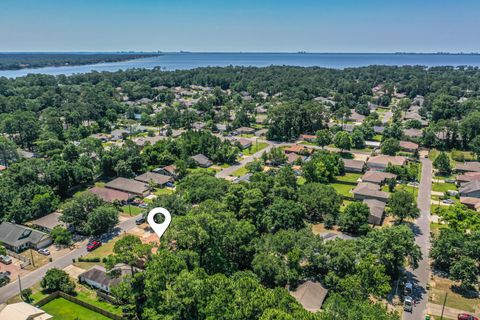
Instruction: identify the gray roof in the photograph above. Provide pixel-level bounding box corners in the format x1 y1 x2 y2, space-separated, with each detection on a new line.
353 183 390 201
105 177 149 195
403 128 423 138
373 126 385 134
459 180 480 195
135 172 172 186
456 162 480 173
342 159 365 170
79 264 136 289
191 154 212 166
363 199 386 224
362 171 397 184
0 222 51 248
29 212 66 230
290 280 329 312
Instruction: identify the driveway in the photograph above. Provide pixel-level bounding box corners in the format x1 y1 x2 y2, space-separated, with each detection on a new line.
403 158 432 320
0 214 142 303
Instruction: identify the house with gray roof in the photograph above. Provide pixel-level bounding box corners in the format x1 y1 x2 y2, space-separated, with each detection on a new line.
459 180 480 198
289 281 329 312
456 161 480 173
361 171 396 185
28 211 66 232
0 222 52 253
79 264 138 293
135 172 173 187
342 159 365 173
363 199 386 225
352 183 389 202
191 154 212 168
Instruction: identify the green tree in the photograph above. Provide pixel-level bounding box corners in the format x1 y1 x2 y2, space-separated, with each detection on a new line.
334 131 352 152
470 135 480 160
449 256 478 290
108 235 151 274
316 129 333 149
351 129 365 149
60 192 104 234
41 268 75 294
20 288 33 302
433 152 452 176
50 226 72 246
87 205 119 236
298 183 342 226
259 198 305 233
388 190 420 223
338 202 370 235
381 138 400 156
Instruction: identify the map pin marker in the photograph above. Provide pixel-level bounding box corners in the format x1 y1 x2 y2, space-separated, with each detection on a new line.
147 207 171 239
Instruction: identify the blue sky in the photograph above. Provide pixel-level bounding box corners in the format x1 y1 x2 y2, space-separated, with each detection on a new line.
0 0 479 52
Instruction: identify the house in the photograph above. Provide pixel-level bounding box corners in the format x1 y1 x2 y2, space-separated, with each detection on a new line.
342 159 365 173
88 186 131 203
320 232 355 242
255 129 268 137
363 199 386 225
28 211 66 232
403 128 423 139
399 141 419 152
0 222 52 253
373 126 385 134
105 177 150 197
132 135 165 147
459 180 480 198
368 102 379 111
300 134 317 142
456 172 480 184
352 183 389 202
191 154 212 168
289 281 329 312
135 172 173 187
286 153 306 165
236 138 253 150
367 155 407 171
234 127 255 135
79 264 137 293
342 124 355 133
284 145 314 155
361 171 396 185
349 110 365 122
89 133 112 142
233 173 253 183
154 165 178 179
0 302 52 320
365 140 381 148
456 162 480 173
111 129 130 141
192 122 206 131
460 197 480 210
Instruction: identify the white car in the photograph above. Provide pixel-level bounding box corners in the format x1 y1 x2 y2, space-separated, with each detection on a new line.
38 248 50 256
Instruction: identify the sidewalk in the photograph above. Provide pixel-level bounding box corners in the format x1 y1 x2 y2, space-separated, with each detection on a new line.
427 302 479 319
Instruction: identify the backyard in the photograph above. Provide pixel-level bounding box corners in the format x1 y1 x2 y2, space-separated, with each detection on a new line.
41 297 112 320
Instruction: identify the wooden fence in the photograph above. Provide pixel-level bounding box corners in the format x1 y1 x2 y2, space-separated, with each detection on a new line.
6 250 31 268
36 291 123 320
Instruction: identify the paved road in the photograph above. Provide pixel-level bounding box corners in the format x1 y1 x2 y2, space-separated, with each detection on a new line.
403 158 432 320
216 143 275 178
0 214 142 303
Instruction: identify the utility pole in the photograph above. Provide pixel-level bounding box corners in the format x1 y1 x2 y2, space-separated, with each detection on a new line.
440 292 447 320
30 248 35 268
18 275 22 299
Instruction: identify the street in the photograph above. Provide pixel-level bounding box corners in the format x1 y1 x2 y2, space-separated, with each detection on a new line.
0 214 142 304
403 158 432 320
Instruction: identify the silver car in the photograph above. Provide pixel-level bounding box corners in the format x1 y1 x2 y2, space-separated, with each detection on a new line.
404 296 413 312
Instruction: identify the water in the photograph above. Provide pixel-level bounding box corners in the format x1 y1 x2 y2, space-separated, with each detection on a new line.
1 52 480 78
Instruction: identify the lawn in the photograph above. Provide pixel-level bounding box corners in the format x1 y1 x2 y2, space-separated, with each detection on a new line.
121 205 144 217
41 297 112 320
74 235 126 269
242 142 269 156
429 276 480 313
230 166 248 177
335 173 362 183
154 188 174 196
330 182 355 198
297 176 306 186
372 134 383 142
76 284 122 315
432 182 457 193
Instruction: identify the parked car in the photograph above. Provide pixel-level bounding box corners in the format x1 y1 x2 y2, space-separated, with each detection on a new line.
403 296 413 312
86 241 102 252
404 282 413 296
135 217 146 225
0 255 12 265
166 182 174 188
458 314 479 320
38 248 50 256
442 199 455 204
139 203 148 209
0 272 10 287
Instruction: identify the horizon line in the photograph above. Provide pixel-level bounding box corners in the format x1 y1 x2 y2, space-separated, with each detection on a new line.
1 51 480 55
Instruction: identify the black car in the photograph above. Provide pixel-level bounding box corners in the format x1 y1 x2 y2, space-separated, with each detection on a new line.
135 217 146 225
0 272 10 287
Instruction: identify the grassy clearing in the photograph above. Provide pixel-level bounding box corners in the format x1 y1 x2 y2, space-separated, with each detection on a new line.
121 205 144 217
76 283 122 315
432 182 457 193
429 276 480 313
372 134 383 142
41 297 112 320
74 235 126 269
242 142 269 156
154 188 174 196
230 166 248 177
330 182 354 198
335 173 362 183
297 176 306 186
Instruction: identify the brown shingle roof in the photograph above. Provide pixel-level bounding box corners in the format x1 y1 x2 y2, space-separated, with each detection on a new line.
135 172 173 186
105 177 149 196
289 281 329 312
88 186 131 202
342 159 365 171
353 183 389 201
367 155 407 167
362 171 397 184
399 141 419 151
456 162 480 173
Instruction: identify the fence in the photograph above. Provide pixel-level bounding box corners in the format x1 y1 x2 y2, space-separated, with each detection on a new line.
6 249 31 268
36 291 124 320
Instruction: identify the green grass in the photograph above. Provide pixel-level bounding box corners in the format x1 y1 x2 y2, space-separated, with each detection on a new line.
242 142 268 156
121 205 144 216
330 182 354 198
335 173 362 183
299 141 317 146
230 166 248 177
238 133 255 138
297 176 306 186
154 188 174 196
76 284 122 315
432 182 457 193
41 297 112 320
372 134 383 142
429 277 480 313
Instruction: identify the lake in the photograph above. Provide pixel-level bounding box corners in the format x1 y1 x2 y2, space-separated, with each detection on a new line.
2 52 480 78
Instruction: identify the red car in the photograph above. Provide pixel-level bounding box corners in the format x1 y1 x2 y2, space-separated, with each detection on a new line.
86 241 102 251
458 314 479 320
